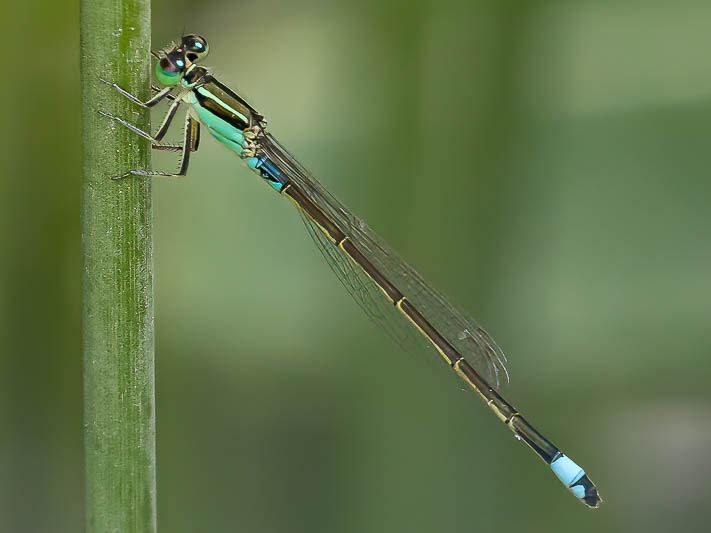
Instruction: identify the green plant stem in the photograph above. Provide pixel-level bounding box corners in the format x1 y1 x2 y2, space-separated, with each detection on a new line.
80 2 156 532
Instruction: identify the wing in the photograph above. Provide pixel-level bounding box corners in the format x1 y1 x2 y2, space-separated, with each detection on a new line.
297 207 428 353
261 133 509 386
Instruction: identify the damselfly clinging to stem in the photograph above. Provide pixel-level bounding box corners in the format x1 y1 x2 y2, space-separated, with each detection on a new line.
99 34 602 508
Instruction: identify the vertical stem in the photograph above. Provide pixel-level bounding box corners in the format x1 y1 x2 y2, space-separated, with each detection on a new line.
80 2 156 532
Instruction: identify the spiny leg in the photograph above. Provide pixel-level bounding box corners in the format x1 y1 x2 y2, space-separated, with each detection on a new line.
152 98 182 141
152 85 177 102
111 115 200 180
152 144 183 152
100 77 174 108
98 93 181 144
165 113 200 155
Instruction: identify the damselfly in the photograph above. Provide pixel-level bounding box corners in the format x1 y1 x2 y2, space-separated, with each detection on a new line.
99 34 601 508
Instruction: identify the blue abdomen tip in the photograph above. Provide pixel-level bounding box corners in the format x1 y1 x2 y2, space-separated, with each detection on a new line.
551 454 585 487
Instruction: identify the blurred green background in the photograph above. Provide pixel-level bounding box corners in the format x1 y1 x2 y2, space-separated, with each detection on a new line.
3 0 711 531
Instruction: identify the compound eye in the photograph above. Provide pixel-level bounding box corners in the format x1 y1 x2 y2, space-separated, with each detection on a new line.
182 34 209 61
155 56 183 86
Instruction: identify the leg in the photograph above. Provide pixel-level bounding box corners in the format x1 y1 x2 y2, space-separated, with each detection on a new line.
151 110 198 152
152 98 182 141
152 144 182 152
100 78 174 108
152 85 177 101
99 96 181 143
111 115 200 180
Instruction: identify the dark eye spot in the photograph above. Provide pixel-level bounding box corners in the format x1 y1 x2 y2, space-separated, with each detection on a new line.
160 57 179 74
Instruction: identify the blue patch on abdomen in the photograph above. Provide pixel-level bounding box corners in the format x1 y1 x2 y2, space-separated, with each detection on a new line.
248 155 287 191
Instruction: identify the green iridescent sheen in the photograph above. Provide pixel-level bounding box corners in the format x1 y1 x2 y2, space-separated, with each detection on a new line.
155 62 179 86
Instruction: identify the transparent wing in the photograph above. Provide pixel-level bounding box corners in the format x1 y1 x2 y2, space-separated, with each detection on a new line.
297 209 424 352
262 133 509 386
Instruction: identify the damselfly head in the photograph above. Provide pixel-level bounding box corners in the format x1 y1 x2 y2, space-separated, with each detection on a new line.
181 34 210 63
151 35 209 86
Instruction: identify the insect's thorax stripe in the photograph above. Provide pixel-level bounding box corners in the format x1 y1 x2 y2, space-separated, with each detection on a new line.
196 87 249 123
193 84 252 132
